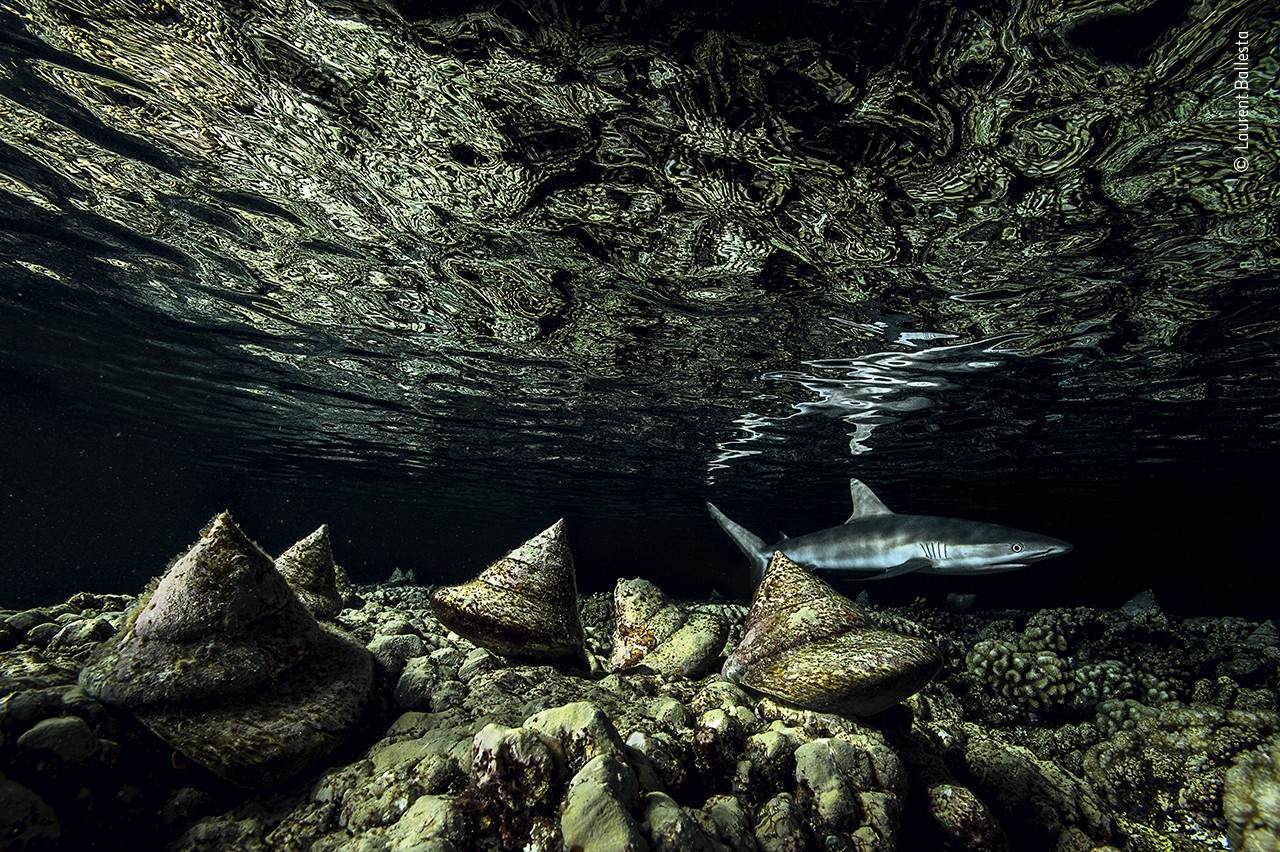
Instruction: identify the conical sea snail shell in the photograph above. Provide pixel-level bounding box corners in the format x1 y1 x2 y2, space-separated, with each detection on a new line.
276 524 343 619
79 512 373 787
723 551 941 716
608 577 728 678
430 519 585 660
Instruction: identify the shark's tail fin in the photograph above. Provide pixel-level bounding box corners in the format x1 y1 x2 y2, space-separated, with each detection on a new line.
707 502 770 587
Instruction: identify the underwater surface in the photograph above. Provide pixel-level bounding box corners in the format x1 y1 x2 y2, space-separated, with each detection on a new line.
1 0 1279 849
1 0 1279 611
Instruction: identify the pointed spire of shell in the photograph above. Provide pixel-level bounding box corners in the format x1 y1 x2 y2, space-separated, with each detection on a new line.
723 551 940 716
137 511 303 641
430 519 584 660
276 524 343 619
725 551 868 681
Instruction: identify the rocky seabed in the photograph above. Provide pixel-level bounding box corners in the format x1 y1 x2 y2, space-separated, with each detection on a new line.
2 515 1279 851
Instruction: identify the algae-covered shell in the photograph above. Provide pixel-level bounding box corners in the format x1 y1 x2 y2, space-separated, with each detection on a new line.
430 519 585 660
79 512 373 787
80 511 318 706
136 624 372 787
276 524 344 620
608 577 727 678
723 551 940 716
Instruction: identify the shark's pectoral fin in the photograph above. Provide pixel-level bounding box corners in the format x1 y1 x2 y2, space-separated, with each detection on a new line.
846 478 894 522
863 558 930 581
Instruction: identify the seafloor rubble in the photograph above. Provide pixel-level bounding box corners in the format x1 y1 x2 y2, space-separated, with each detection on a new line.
1 520 1279 851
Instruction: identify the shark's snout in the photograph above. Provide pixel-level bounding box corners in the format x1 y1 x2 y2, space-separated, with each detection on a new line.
1031 537 1072 559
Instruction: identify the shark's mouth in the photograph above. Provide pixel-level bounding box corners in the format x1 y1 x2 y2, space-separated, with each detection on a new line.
973 563 1029 574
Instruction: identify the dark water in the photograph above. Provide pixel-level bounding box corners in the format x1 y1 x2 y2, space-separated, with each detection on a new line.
1 0 1277 612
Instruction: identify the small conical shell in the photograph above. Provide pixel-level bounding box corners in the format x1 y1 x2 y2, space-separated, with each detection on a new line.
276 525 343 619
723 551 940 716
430 519 584 660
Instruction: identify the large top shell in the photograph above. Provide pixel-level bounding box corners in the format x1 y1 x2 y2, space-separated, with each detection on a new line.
724 552 868 680
78 512 372 787
80 512 318 706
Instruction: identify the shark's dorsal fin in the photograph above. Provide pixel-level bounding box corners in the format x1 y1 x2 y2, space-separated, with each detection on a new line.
846 478 893 522
778 531 789 540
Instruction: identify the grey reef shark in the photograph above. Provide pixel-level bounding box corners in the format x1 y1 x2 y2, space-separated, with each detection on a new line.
708 479 1072 586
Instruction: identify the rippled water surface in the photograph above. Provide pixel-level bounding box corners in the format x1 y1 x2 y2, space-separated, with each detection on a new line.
1 0 1277 607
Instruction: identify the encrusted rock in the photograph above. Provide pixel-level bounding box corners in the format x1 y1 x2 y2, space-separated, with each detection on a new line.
962 726 1113 847
7 611 50 635
430 520 585 660
723 552 941 715
275 525 344 620
627 731 687 793
754 792 809 852
925 783 1008 851
609 578 728 679
472 723 565 804
77 512 373 787
385 794 465 849
15 716 101 768
692 679 754 716
561 754 647 852
641 791 721 851
734 725 807 808
394 656 440 709
458 647 499 681
47 617 115 653
0 774 59 850
367 633 427 679
1 688 68 734
794 738 872 830
24 623 61 648
525 701 628 772
703 795 758 851
1224 736 1280 851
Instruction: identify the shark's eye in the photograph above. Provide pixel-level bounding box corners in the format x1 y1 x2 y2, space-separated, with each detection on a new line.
1011 543 1023 553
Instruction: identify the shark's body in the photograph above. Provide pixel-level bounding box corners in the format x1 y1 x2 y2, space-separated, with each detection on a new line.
709 479 1072 586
